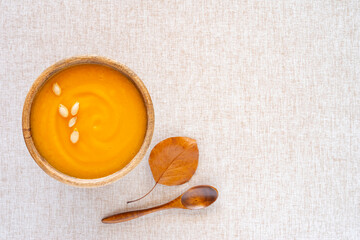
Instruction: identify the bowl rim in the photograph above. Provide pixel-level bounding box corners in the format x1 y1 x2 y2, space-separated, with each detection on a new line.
22 56 155 187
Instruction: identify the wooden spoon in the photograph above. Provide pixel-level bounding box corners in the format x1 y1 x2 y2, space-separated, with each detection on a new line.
102 185 218 223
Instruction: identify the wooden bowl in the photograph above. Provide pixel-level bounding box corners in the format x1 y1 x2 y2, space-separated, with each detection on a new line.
22 56 154 187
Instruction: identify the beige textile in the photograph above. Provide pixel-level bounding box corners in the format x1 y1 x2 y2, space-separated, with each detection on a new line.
1 1 359 239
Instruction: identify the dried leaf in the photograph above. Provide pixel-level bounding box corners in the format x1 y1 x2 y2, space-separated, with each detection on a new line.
128 137 199 203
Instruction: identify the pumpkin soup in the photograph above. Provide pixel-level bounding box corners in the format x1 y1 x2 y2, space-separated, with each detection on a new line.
30 64 147 179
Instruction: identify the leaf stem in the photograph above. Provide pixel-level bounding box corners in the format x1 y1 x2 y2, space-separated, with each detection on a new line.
127 183 158 204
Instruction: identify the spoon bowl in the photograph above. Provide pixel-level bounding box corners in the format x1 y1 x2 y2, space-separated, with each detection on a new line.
102 185 218 223
181 185 218 209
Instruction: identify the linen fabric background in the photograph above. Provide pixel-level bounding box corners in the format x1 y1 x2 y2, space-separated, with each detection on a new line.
1 1 359 239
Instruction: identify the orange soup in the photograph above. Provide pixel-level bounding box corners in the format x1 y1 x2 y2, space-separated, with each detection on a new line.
30 64 147 179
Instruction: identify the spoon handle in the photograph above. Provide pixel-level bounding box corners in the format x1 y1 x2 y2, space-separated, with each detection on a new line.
102 203 173 223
